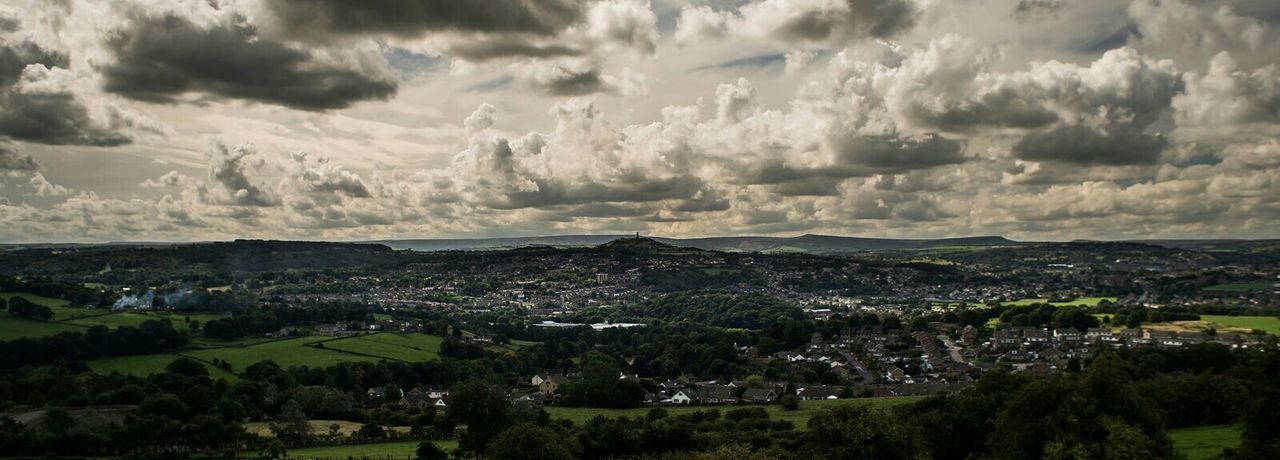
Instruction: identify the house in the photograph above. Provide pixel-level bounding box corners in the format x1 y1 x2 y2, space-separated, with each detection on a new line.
961 325 979 345
540 375 569 396
796 385 841 400
663 389 696 404
698 385 737 404
885 366 907 382
741 387 778 403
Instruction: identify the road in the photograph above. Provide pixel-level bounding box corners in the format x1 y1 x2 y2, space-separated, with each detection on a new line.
937 335 968 364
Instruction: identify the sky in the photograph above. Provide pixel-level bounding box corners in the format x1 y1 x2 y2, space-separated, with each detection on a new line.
0 0 1277 242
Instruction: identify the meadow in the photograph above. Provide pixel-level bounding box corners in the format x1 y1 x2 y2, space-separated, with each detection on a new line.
1168 424 1242 460
240 439 457 459
88 353 240 382
319 333 444 362
1198 315 1280 335
545 396 927 428
183 336 381 372
1002 297 1118 307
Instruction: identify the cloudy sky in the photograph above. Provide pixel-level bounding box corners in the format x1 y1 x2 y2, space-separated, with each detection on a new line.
0 0 1277 242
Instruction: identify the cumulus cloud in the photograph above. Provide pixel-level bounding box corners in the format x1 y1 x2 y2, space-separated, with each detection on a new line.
101 12 398 110
0 41 133 145
1128 0 1270 65
1173 52 1280 130
676 0 918 45
0 144 37 171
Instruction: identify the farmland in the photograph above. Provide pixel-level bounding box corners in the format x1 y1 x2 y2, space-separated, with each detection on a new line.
1169 424 1242 460
545 396 927 428
183 336 381 372
1199 315 1280 335
0 315 86 340
320 333 444 362
87 353 239 382
240 439 457 459
1002 297 1118 307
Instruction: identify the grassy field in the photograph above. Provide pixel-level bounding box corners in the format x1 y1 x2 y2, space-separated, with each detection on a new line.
0 315 87 340
1199 315 1280 335
243 420 412 438
87 353 239 382
184 336 381 372
320 333 444 362
1169 424 1242 460
65 311 228 333
0 291 113 321
1002 297 1118 307
546 396 927 428
241 439 457 459
1203 282 1274 292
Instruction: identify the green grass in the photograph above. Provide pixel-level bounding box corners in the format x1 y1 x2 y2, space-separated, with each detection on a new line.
1200 315 1280 335
0 291 113 321
1203 282 1273 292
0 315 87 340
546 396 927 428
320 333 444 362
65 311 228 333
184 336 380 372
1169 424 1242 460
1002 297 1117 307
241 439 457 459
87 353 239 382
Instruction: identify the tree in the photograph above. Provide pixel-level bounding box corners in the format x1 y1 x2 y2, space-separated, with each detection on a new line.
416 442 450 460
165 357 209 377
487 423 576 460
269 401 312 446
8 297 53 320
801 404 926 459
447 380 511 453
357 420 384 440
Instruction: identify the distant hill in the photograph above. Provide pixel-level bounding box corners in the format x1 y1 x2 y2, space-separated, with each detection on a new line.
371 234 1021 255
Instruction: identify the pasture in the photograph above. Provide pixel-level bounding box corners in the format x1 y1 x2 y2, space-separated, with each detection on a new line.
545 396 927 429
319 333 444 362
0 315 87 340
87 353 239 382
1169 424 1242 460
1199 315 1280 335
184 336 381 372
241 439 457 459
1002 297 1117 307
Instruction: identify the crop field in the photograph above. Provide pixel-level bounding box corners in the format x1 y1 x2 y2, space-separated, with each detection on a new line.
319 333 444 362
1203 282 1273 292
1169 424 1242 460
87 353 239 382
545 396 927 428
1002 297 1117 307
241 439 457 459
184 336 380 372
243 420 412 438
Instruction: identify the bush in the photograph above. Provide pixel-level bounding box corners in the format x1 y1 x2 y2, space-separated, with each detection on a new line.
780 394 800 411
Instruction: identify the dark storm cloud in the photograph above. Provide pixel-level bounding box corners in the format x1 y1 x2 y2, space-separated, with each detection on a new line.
493 175 705 209
904 88 1061 133
100 14 397 111
265 0 588 39
829 133 967 173
0 145 37 171
447 39 583 61
1013 124 1167 166
0 15 20 33
0 41 131 146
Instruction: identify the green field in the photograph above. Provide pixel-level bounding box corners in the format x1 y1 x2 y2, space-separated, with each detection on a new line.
320 333 444 362
241 439 457 459
184 336 381 372
1169 424 1242 460
1203 282 1274 292
88 353 239 382
546 396 927 428
65 311 228 333
1200 315 1280 335
0 315 87 340
1002 297 1117 307
0 291 113 321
